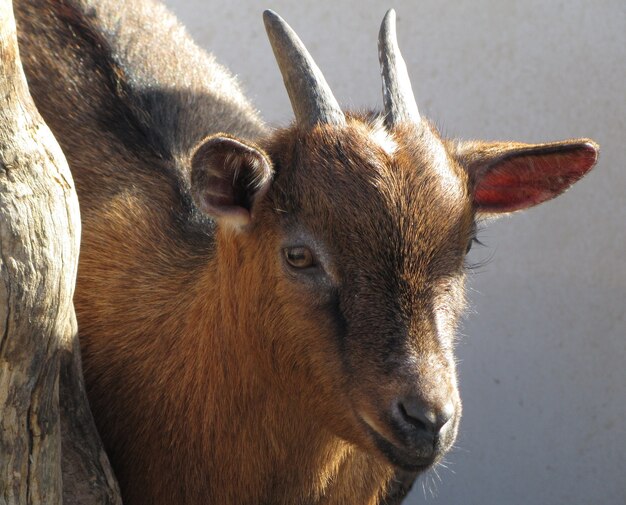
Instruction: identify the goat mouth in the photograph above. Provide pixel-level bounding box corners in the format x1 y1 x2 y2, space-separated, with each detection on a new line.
358 414 439 473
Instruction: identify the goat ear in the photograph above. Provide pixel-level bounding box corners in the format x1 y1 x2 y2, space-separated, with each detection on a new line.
454 138 598 214
190 135 273 228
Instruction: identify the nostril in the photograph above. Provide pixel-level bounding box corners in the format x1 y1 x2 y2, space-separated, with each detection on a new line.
398 397 454 434
439 401 455 429
398 400 430 431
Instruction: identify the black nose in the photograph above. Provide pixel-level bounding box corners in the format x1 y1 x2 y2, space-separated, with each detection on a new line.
397 397 454 434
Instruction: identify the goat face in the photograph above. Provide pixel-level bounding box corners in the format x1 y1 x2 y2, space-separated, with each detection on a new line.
264 120 467 471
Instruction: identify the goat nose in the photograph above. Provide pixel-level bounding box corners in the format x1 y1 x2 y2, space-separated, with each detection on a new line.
398 397 454 434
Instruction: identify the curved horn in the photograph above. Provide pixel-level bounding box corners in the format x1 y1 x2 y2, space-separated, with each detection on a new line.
263 10 346 127
378 9 420 127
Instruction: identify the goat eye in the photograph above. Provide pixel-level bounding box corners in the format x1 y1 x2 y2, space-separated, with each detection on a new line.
284 246 315 269
465 234 485 257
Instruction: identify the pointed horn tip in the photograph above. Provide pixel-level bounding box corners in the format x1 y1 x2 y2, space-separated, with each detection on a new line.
263 9 284 31
383 9 396 22
263 9 279 23
263 10 302 51
380 9 397 38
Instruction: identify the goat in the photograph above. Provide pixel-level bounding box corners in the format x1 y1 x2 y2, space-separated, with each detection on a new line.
15 1 598 504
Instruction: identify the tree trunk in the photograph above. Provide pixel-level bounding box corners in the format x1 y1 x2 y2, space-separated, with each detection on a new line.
0 1 121 503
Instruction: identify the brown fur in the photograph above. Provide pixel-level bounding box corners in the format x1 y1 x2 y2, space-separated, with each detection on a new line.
14 1 598 504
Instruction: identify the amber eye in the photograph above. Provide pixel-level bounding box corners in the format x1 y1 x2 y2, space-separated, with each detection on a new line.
284 246 316 269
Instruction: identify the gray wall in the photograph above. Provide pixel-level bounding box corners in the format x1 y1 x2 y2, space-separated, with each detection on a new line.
164 1 626 503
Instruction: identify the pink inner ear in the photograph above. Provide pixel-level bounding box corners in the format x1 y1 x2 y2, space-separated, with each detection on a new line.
474 143 598 213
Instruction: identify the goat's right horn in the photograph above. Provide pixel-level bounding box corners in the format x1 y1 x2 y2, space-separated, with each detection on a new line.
263 10 346 128
378 9 421 127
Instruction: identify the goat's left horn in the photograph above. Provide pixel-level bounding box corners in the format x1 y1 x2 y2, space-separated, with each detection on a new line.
378 9 420 127
263 10 346 128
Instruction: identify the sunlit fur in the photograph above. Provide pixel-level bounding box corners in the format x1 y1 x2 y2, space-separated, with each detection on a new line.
15 1 597 504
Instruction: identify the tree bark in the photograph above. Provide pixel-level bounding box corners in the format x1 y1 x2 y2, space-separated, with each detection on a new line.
0 1 121 504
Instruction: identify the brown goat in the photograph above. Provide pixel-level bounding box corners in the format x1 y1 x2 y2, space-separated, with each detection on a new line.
15 1 598 504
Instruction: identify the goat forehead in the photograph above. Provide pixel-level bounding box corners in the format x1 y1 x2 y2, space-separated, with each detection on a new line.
273 122 469 250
